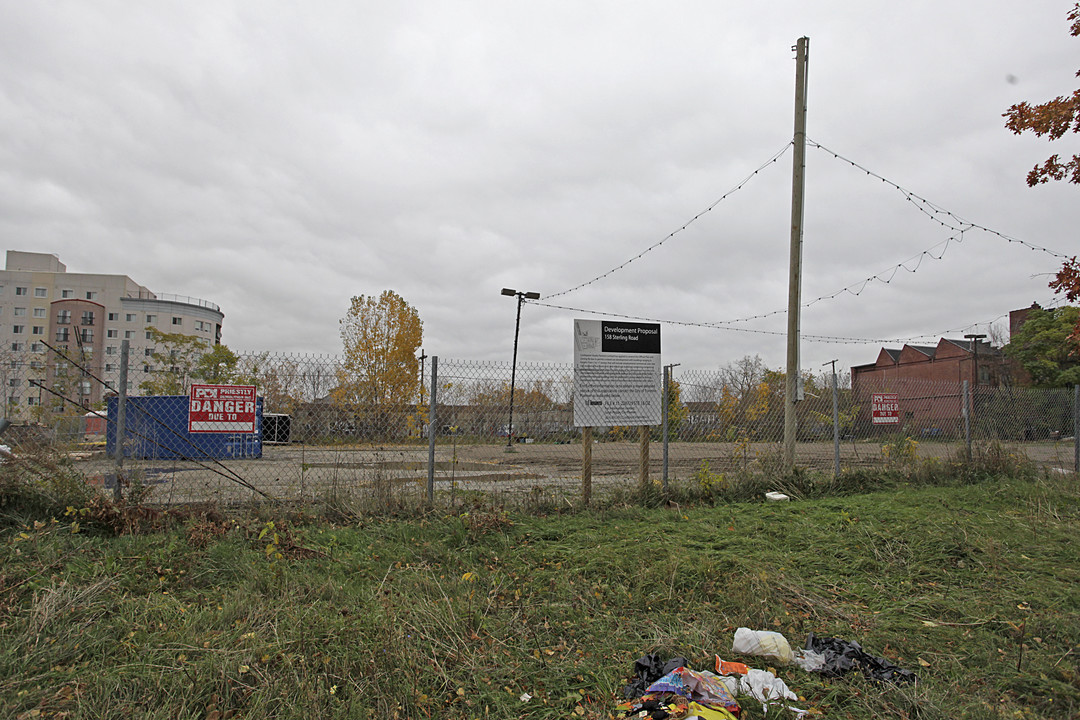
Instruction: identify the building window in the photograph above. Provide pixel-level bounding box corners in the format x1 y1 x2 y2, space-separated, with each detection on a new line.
107 329 118 338
33 308 46 318
172 317 183 326
145 331 152 340
30 344 43 354
80 329 93 343
124 330 134 339
126 313 136 322
108 312 118 321
61 289 74 298
56 310 71 324
13 307 25 317
31 326 44 335
143 364 151 373
10 343 24 351
145 314 156 323
30 360 43 369
55 328 69 342
15 287 27 296
106 346 117 355
144 348 152 357
85 291 97 300
80 381 91 395
34 288 47 298
105 363 116 373
8 378 20 387
81 311 95 325
12 325 24 334
27 397 40 406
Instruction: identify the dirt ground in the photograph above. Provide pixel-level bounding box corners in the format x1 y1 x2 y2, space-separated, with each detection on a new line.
72 438 1078 505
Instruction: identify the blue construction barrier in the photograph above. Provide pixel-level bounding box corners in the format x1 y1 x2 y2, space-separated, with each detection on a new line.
105 395 263 460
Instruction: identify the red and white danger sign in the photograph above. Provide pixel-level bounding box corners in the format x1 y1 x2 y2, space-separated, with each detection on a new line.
871 392 900 425
189 384 257 433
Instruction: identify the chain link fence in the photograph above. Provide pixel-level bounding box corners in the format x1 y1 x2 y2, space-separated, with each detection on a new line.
2 346 1077 509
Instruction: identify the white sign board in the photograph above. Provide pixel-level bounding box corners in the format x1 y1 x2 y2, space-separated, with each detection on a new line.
573 319 661 427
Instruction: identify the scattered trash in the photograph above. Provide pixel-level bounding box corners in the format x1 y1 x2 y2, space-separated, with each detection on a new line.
619 626 917 719
765 491 790 502
805 632 918 684
731 627 794 664
737 668 806 717
791 648 825 673
624 653 690 698
519 692 532 703
614 692 688 719
645 667 739 713
687 701 739 720
714 656 749 676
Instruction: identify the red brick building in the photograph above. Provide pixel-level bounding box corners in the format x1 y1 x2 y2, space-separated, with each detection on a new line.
851 337 1003 388
851 336 1006 438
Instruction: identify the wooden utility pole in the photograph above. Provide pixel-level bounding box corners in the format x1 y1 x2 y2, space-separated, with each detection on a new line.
784 36 809 472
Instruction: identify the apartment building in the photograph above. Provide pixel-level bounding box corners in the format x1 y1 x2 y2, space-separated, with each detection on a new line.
0 251 224 417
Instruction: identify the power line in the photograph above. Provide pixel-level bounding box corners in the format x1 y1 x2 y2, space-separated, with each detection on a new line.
807 139 1069 259
531 300 913 345
547 142 793 299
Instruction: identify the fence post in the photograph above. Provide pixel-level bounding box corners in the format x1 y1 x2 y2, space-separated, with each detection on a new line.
639 425 650 491
662 365 669 491
426 356 438 505
1074 385 1078 475
831 368 840 477
582 426 592 505
962 380 971 462
114 340 129 502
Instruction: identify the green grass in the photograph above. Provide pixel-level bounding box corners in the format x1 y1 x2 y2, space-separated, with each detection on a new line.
1 471 1078 719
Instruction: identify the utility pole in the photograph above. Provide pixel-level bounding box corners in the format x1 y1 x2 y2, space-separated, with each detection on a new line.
784 36 810 472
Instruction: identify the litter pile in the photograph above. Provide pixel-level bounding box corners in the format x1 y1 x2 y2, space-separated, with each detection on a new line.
615 628 916 719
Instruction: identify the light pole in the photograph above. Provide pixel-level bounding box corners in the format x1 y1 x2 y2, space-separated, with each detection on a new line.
964 333 987 443
501 288 540 448
964 333 987 387
418 348 427 404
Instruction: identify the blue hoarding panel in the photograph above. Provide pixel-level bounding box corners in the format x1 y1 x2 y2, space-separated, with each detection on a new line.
106 395 263 460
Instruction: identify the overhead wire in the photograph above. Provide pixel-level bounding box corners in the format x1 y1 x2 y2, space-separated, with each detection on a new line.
546 142 793 299
531 300 917 345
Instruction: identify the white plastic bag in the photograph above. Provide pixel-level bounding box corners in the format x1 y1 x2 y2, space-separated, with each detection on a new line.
739 669 806 717
731 627 794 664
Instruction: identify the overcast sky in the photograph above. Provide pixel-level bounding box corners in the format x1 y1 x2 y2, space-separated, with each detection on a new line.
2 1 1077 377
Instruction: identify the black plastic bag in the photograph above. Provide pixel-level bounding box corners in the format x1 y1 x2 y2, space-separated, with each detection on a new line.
623 653 691 698
805 632 917 684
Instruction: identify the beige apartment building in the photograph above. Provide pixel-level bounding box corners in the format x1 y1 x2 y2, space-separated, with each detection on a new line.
0 251 224 418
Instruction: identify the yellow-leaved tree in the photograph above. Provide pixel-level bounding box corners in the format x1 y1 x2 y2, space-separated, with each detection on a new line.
335 291 423 437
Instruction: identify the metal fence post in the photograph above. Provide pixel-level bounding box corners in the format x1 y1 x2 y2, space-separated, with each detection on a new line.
427 356 438 505
1074 384 1078 475
662 365 669 491
963 380 971 462
114 340 129 502
831 368 840 477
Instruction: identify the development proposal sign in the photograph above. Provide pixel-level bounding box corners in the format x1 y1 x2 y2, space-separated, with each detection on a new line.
573 319 661 427
189 384 258 433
